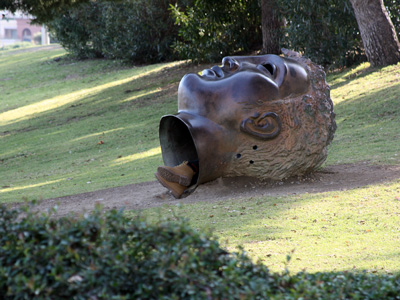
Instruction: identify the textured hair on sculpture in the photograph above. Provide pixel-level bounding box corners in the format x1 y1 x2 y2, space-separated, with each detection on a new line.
225 52 336 180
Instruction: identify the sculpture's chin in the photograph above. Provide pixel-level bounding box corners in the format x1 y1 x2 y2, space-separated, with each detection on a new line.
159 112 238 197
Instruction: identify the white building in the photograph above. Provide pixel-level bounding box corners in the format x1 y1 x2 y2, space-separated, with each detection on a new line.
0 10 49 47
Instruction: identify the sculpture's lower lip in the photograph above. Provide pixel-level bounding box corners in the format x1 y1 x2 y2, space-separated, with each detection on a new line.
159 112 237 197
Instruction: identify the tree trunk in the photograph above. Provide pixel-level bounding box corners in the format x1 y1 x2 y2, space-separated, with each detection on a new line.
261 0 282 55
349 0 400 66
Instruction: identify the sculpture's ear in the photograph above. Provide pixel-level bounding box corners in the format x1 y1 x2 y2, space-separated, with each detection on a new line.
240 112 282 140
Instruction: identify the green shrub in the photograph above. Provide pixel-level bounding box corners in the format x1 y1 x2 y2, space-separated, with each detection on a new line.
46 0 400 67
48 0 178 63
278 0 365 70
169 0 368 67
386 0 400 40
170 0 262 62
279 0 400 70
47 2 103 59
1 204 400 299
0 204 275 299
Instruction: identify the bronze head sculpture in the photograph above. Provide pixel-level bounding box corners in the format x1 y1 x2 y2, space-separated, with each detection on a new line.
157 50 336 198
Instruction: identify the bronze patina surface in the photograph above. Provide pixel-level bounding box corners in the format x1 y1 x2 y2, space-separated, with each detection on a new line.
159 51 336 197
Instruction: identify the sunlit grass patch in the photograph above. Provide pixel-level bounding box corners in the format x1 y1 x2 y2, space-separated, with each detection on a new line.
137 179 400 274
0 178 64 193
112 147 161 166
0 48 189 202
325 62 400 165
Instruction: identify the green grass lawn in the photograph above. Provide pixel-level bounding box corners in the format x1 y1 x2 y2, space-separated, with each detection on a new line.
1 46 200 202
1 46 400 274
325 62 400 165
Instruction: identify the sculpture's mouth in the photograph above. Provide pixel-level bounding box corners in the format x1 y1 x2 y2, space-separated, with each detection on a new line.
159 112 237 196
159 115 199 172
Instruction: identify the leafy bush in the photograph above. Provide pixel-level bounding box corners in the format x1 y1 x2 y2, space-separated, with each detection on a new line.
170 0 262 62
47 2 103 59
278 0 400 70
1 204 400 299
0 204 275 299
46 0 400 67
386 0 400 40
278 0 365 70
48 0 178 63
169 0 365 67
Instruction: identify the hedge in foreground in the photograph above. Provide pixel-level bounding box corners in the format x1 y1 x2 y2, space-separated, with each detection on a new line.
1 204 400 299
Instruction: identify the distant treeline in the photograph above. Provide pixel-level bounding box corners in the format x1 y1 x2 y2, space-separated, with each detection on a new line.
47 0 400 69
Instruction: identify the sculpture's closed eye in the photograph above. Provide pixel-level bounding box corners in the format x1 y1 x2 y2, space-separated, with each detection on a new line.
262 63 276 77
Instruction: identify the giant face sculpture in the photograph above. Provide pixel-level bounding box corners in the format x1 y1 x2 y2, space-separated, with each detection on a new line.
159 52 336 197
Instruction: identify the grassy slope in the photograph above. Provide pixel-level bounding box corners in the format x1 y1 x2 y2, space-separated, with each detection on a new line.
0 46 196 202
326 62 400 165
1 47 400 274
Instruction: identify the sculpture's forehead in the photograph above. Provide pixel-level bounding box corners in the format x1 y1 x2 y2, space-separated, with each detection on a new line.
227 54 303 68
228 54 282 63
225 54 309 94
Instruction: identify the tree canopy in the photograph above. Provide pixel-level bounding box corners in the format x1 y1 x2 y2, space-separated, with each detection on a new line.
0 0 90 23
2 0 400 67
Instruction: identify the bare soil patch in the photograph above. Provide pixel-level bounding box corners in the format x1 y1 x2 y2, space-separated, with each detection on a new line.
28 163 400 217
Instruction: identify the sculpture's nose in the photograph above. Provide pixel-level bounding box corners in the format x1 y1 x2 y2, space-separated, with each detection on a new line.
222 57 240 72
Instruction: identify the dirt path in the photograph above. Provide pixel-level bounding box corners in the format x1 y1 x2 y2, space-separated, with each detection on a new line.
29 163 399 217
